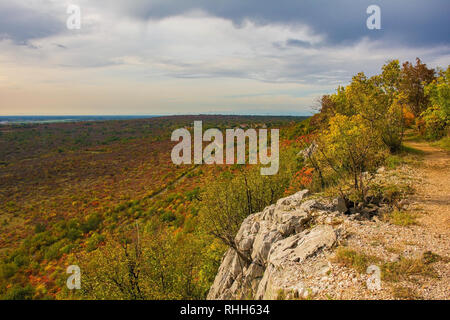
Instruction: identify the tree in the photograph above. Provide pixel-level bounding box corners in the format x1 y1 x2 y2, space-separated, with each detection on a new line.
314 114 387 203
400 58 435 116
377 60 406 152
200 154 296 262
424 66 450 120
310 95 336 128
78 222 208 300
335 62 406 152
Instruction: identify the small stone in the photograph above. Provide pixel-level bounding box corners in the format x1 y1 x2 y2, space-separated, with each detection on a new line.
336 197 348 214
251 222 260 234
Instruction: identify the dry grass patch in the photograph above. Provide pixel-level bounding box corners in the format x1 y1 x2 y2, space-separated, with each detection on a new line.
333 247 380 273
422 251 449 264
392 286 422 300
381 255 438 282
384 209 418 226
386 246 404 254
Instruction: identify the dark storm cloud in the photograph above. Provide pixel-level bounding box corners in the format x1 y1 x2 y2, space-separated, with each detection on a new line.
100 0 450 46
286 39 312 48
1 1 448 47
0 2 64 44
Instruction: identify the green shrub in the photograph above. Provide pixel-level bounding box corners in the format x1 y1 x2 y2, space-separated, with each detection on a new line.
432 136 450 151
0 263 18 279
86 233 106 252
386 155 402 169
81 213 102 233
44 241 64 260
421 106 448 140
12 253 29 268
3 284 34 300
161 211 176 223
66 228 82 241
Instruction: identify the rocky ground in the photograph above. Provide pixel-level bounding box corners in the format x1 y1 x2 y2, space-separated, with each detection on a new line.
207 142 449 300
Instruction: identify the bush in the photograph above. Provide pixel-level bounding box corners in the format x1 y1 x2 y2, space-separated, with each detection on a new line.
392 286 421 300
432 136 450 151
34 223 46 234
421 106 448 140
421 66 449 140
44 241 64 260
78 230 211 300
3 285 34 300
86 233 106 252
81 213 102 233
313 114 387 203
12 253 29 268
161 211 176 223
0 263 18 279
200 153 296 259
66 228 82 241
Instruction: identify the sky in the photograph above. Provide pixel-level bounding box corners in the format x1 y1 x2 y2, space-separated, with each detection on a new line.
0 0 449 116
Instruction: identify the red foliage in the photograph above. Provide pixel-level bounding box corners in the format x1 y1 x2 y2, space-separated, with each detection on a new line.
284 167 314 195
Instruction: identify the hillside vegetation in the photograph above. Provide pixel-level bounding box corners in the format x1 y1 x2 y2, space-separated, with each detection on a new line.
0 57 448 300
0 115 308 299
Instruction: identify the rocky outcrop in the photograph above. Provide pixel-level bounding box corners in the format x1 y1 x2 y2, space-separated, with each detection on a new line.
207 190 342 300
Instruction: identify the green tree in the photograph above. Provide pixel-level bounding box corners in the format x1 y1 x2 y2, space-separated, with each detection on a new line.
377 60 406 152
423 66 450 139
314 114 387 203
78 222 209 300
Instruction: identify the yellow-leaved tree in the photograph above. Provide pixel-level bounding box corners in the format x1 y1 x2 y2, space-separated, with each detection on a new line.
315 114 387 203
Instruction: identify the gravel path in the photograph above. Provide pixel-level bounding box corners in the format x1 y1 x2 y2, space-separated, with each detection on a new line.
315 141 450 300
406 141 450 237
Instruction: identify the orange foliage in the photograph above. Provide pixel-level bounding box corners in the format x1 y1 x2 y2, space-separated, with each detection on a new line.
284 167 314 195
402 106 415 127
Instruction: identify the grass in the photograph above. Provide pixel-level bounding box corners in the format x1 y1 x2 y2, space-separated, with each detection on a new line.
392 286 422 300
333 247 379 273
431 136 450 151
276 289 287 300
334 248 439 284
400 144 425 156
384 210 418 226
385 155 404 169
276 288 312 300
382 143 425 169
381 255 438 282
369 180 414 206
422 251 449 264
403 131 424 143
386 246 404 254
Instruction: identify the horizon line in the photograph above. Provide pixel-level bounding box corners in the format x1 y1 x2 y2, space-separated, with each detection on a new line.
0 113 313 117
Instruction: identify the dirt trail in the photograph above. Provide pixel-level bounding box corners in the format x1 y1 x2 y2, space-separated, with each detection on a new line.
332 140 450 299
405 141 450 236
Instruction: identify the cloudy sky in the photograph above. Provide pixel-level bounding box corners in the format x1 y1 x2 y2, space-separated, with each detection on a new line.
0 0 449 116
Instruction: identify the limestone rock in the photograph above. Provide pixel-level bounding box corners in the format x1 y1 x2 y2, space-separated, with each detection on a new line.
269 225 336 267
207 190 339 300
